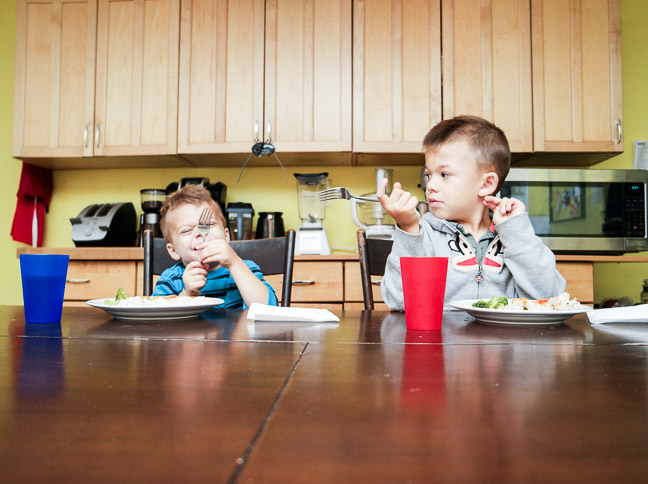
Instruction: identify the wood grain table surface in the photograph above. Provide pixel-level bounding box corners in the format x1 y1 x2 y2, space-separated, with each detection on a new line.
0 306 647 483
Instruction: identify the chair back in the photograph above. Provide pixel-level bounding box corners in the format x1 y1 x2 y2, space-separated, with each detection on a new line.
143 230 296 306
357 229 393 310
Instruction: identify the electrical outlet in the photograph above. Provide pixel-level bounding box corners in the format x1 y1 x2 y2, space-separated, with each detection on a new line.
633 140 648 170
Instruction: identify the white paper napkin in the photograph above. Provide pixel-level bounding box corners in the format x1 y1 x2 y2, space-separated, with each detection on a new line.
587 304 648 324
247 303 340 322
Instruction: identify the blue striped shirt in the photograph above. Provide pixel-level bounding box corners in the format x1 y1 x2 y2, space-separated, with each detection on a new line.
152 260 278 309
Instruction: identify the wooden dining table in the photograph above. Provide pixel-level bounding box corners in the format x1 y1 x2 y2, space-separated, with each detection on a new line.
0 305 647 483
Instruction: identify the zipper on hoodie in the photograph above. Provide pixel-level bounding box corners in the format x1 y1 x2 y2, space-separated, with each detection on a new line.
443 221 499 300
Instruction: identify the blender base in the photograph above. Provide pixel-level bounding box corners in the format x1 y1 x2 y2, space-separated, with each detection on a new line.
295 226 331 255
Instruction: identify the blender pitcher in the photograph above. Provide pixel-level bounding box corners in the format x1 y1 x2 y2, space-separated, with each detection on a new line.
294 173 331 255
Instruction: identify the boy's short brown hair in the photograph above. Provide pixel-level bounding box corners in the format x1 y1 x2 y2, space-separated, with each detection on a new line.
423 115 511 193
159 184 226 240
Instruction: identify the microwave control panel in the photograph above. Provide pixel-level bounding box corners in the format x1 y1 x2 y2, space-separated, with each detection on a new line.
624 183 646 236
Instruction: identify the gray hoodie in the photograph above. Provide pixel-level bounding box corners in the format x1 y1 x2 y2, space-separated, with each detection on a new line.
381 211 566 310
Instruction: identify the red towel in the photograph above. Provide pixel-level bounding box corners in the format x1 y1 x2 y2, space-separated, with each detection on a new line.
11 162 53 247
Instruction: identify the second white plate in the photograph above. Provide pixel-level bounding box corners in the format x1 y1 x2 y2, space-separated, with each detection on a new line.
450 299 593 326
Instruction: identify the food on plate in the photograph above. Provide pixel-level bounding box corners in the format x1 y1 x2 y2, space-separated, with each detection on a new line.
104 292 214 307
472 295 509 309
472 292 581 311
104 287 128 305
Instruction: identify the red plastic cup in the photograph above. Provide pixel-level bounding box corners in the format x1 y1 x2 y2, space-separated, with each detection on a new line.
401 257 448 331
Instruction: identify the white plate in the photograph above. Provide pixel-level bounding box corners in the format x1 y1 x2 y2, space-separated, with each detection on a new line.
450 299 593 326
86 297 224 321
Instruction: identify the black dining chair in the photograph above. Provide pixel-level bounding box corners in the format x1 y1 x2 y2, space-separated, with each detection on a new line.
356 229 393 310
142 229 296 306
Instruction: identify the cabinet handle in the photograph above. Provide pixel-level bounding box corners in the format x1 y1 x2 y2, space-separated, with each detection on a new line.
292 280 315 285
95 125 101 148
616 119 622 144
254 120 260 143
265 119 272 143
83 125 89 148
67 278 90 284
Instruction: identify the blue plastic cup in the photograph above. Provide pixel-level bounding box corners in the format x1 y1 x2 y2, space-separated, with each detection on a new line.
19 254 69 324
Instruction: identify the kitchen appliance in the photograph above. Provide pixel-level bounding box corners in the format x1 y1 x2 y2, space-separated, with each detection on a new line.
501 168 648 254
70 202 136 247
294 173 330 254
350 168 396 239
137 189 165 245
226 202 255 240
164 177 227 213
256 212 286 239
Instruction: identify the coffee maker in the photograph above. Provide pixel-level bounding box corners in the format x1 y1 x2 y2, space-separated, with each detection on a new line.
137 189 165 245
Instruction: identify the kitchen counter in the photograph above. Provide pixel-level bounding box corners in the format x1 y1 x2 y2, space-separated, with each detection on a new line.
2 306 648 482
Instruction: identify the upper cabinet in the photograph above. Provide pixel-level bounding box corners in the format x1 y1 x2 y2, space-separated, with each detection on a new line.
13 0 179 160
178 0 351 155
13 0 624 166
94 0 179 156
442 0 532 152
353 0 441 153
531 0 623 152
13 0 97 158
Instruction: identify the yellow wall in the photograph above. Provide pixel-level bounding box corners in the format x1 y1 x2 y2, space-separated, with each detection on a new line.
1 0 647 305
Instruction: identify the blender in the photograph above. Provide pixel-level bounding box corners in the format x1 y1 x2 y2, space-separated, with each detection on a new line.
294 173 331 255
351 168 396 239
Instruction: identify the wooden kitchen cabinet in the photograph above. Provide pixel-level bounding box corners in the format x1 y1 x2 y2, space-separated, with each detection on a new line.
94 0 179 156
65 260 138 303
13 0 97 158
178 0 351 156
14 0 180 160
442 0 532 152
531 0 623 152
353 0 441 153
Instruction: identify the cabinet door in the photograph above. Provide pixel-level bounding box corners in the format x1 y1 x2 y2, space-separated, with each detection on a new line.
94 0 179 156
264 0 351 151
13 0 97 158
532 0 623 152
442 0 532 152
353 0 441 153
178 0 265 154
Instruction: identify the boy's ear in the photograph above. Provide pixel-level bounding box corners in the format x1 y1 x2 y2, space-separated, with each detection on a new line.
479 171 499 197
224 226 231 242
166 242 182 261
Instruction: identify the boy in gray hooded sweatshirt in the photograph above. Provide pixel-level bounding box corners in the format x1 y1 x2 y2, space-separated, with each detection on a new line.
376 115 566 310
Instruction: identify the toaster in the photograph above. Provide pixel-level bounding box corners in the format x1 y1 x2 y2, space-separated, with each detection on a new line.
70 203 137 247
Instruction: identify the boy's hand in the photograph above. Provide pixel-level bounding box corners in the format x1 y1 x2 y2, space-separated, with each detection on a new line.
197 238 241 269
183 260 209 296
376 178 420 234
483 195 526 225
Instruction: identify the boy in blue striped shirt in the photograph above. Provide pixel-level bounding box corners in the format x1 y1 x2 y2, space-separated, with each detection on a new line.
153 185 277 309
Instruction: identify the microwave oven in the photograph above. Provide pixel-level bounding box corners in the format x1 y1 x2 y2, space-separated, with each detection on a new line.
501 169 648 254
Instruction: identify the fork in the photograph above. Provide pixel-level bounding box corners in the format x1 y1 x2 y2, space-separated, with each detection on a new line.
197 207 213 241
318 187 379 203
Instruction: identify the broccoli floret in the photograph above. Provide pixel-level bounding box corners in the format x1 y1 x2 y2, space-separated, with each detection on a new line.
472 300 489 308
105 288 128 305
486 295 509 309
115 288 128 301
